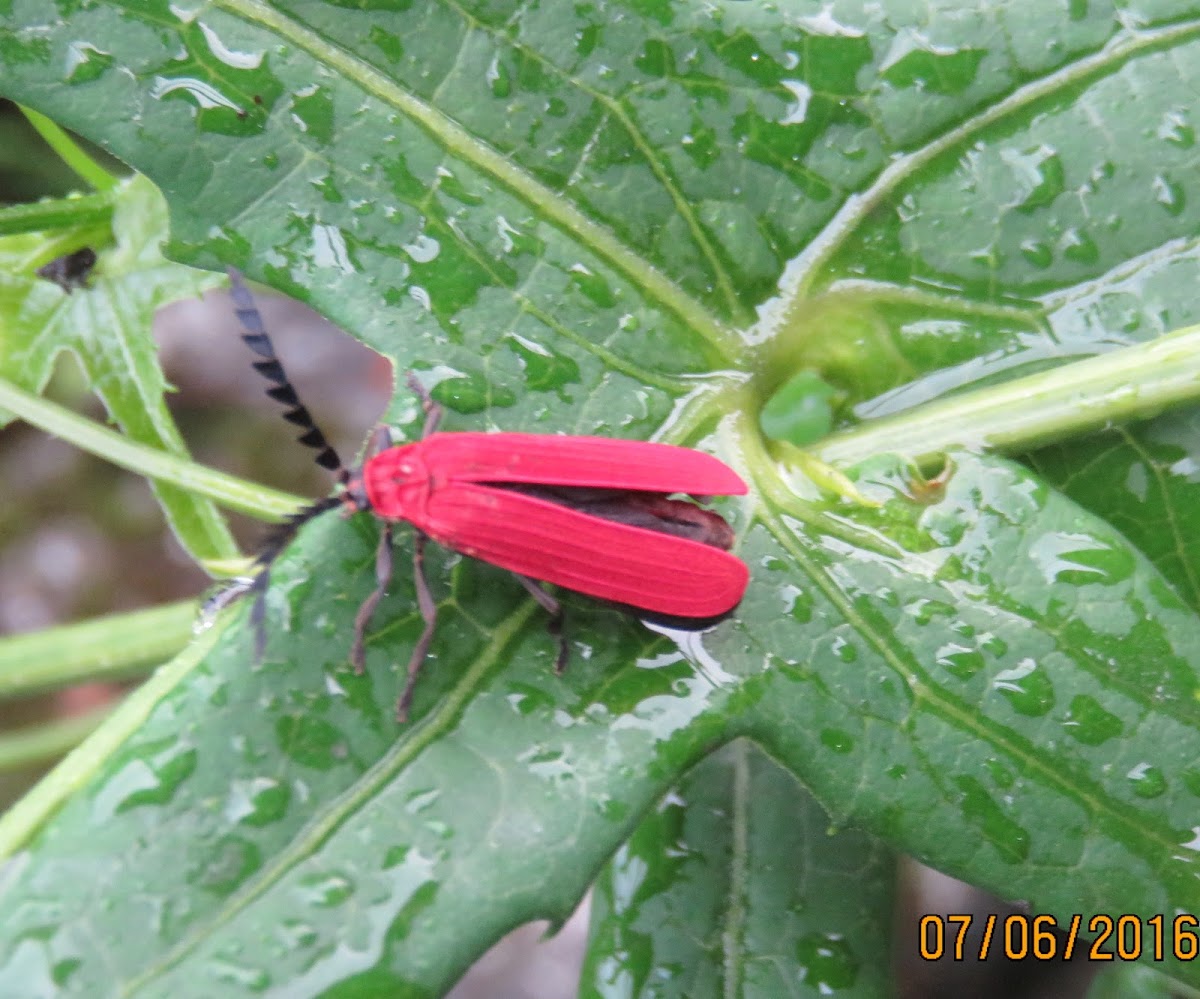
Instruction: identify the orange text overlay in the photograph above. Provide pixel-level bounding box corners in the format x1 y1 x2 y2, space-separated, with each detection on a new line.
918 913 1199 962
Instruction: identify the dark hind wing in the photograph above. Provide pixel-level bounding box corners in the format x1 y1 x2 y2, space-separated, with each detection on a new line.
422 483 749 618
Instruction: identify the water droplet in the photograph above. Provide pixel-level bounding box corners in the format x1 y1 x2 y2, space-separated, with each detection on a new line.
575 24 600 57
405 788 441 814
992 658 1054 717
518 745 575 781
955 775 1030 862
151 75 240 112
194 835 263 895
486 53 511 98
64 42 113 84
210 958 269 991
634 37 673 77
1028 533 1134 586
779 79 812 125
878 31 984 94
935 643 984 680
568 263 616 308
610 843 648 914
311 223 355 272
403 233 440 263
1179 828 1200 852
1060 226 1099 265
290 84 334 144
1002 144 1065 212
904 597 955 626
984 758 1014 789
1019 239 1053 269
91 742 198 819
312 171 343 204
979 632 1008 658
276 919 319 952
1152 174 1185 216
831 635 858 663
1157 110 1195 148
795 932 859 990
820 728 854 753
198 21 263 69
51 956 81 987
296 872 355 909
1182 769 1200 798
1127 762 1167 799
275 715 350 769
410 283 434 309
784 584 813 623
1062 694 1122 746
367 25 404 62
224 777 291 826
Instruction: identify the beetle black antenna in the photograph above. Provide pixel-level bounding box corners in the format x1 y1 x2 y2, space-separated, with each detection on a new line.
226 267 348 484
243 494 344 658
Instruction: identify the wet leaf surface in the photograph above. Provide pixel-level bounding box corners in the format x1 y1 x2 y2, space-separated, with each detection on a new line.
3 1 1200 996
583 741 895 997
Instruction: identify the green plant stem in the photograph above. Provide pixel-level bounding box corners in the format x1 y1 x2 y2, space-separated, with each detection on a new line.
21 106 118 193
0 192 115 238
0 707 113 774
0 625 222 858
0 378 304 520
815 325 1200 469
0 602 196 698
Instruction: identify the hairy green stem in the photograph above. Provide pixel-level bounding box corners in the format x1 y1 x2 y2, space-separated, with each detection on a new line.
0 626 221 858
0 378 303 519
815 326 1200 468
0 192 114 238
0 601 196 698
0 707 113 774
21 106 119 193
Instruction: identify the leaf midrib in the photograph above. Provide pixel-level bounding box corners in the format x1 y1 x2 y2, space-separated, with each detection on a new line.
215 0 742 360
754 488 1195 893
120 596 542 996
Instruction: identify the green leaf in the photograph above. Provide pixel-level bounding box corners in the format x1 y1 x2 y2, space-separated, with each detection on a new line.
582 741 895 996
0 175 234 564
3 2 1200 996
1088 963 1182 999
760 369 839 446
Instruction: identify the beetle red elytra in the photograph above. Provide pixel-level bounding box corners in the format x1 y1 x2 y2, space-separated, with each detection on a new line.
226 268 750 720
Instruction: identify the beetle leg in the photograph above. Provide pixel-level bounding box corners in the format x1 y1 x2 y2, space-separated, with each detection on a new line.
513 574 568 674
406 371 443 438
351 523 394 675
248 571 270 662
364 424 393 460
398 530 437 722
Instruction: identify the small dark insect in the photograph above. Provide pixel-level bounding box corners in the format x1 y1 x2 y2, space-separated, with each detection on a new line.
224 268 749 720
36 247 97 293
